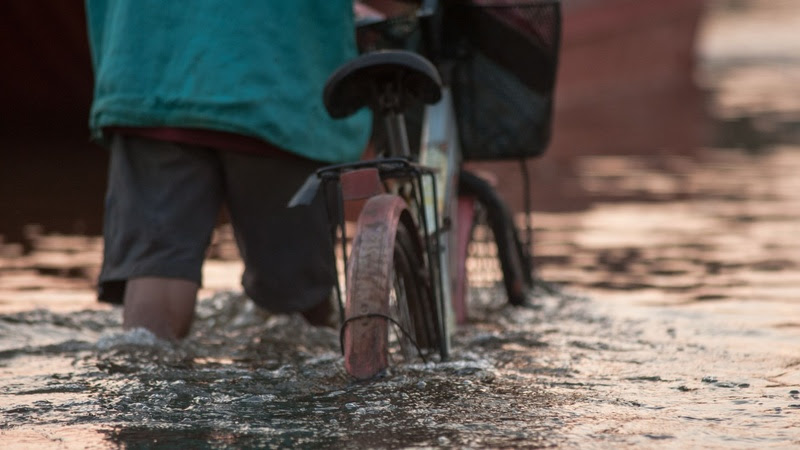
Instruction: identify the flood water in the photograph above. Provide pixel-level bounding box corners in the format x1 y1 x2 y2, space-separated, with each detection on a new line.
2 1 800 448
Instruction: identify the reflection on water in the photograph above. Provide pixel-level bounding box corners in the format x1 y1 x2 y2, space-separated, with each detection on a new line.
2 0 800 448
2 237 800 448
3 155 800 448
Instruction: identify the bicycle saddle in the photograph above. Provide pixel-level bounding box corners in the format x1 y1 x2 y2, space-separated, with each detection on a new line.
323 50 442 119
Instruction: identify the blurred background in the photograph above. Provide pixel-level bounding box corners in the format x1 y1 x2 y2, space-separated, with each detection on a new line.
0 0 798 307
3 3 799 445
0 0 706 242
474 0 798 212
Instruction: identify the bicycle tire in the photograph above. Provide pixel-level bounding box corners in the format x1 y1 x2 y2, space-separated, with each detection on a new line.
343 195 441 380
458 170 533 307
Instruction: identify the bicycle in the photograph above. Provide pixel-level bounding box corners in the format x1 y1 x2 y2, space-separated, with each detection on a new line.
290 0 561 380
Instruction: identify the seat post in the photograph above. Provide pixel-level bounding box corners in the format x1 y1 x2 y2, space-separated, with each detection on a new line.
383 112 410 157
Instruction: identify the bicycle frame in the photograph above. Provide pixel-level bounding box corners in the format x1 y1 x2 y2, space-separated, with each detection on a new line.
329 84 465 359
289 0 556 379
416 87 463 351
293 1 547 378
289 2 469 359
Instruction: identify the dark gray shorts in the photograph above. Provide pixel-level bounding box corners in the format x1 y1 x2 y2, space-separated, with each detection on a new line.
98 134 335 313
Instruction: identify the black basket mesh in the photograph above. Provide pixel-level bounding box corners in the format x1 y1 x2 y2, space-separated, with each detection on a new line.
353 0 561 161
447 0 561 161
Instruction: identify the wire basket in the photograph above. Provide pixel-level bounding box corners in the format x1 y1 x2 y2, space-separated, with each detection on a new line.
354 0 561 161
448 0 561 161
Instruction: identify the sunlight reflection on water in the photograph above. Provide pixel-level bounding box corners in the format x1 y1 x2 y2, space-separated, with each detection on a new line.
2 0 800 447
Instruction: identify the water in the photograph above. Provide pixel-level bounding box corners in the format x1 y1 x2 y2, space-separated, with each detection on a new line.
2 234 799 449
0 289 565 448
3 0 800 448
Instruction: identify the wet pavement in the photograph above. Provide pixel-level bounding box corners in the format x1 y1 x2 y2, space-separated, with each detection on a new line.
2 0 800 448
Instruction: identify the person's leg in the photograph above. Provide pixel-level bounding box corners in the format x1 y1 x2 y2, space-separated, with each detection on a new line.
123 277 198 339
98 135 224 338
219 151 337 324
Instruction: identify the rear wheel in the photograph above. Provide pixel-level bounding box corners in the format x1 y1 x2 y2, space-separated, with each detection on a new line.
343 196 442 380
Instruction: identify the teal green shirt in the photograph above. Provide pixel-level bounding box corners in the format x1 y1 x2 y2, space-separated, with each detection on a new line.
86 0 370 163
